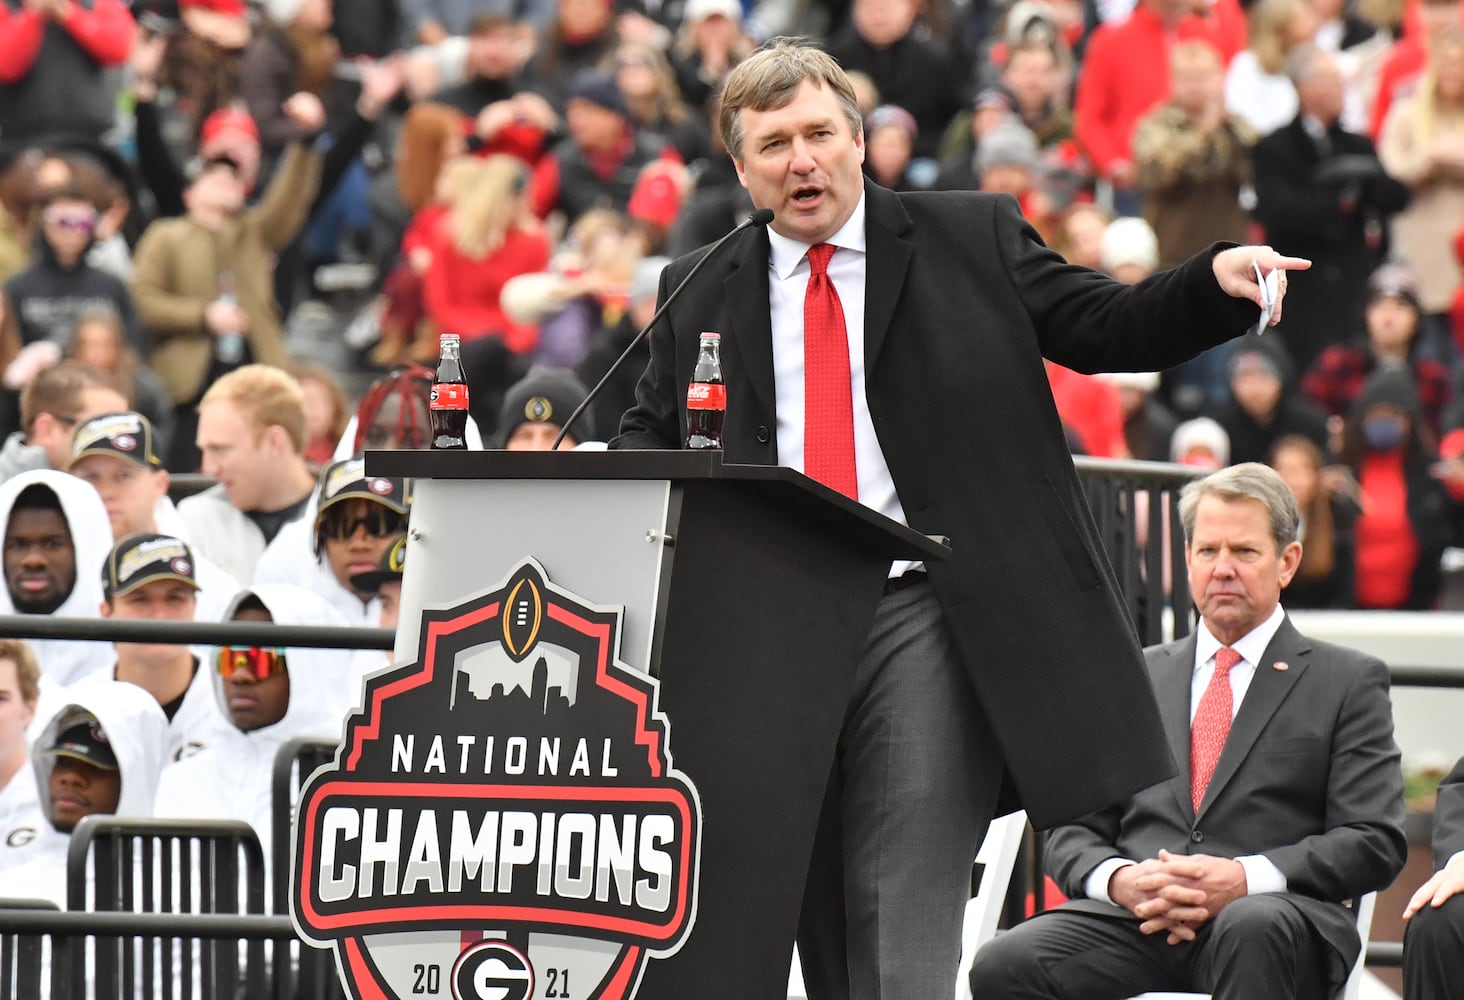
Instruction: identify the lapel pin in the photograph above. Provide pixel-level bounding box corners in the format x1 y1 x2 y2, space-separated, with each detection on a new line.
1273 662 1289 671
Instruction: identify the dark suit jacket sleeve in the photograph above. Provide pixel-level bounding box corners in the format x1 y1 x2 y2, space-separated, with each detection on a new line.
1262 655 1407 901
1434 757 1464 869
994 195 1256 375
611 265 680 449
1043 803 1129 901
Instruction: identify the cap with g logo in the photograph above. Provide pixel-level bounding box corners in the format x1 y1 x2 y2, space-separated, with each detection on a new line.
314 458 412 528
68 412 163 470
103 533 201 599
46 706 118 770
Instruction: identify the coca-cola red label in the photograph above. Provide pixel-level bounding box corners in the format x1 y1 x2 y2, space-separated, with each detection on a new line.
686 383 725 410
430 383 469 411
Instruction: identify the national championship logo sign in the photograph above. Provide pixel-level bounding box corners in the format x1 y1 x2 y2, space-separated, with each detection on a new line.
292 560 703 1000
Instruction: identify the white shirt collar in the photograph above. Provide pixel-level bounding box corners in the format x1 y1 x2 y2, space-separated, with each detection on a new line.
1193 603 1287 674
768 192 868 280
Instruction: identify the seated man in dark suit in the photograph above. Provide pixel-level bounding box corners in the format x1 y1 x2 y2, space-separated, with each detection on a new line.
970 462 1406 999
1402 756 1464 1000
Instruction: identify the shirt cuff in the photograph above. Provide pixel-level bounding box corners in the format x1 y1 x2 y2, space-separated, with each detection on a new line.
1084 857 1136 905
1237 855 1288 895
1448 850 1464 871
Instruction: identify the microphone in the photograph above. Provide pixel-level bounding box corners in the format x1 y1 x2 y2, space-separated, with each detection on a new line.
552 209 775 451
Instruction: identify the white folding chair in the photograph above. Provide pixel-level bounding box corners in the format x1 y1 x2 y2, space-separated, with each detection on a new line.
790 810 1030 1000
954 810 1031 1000
1129 891 1378 1000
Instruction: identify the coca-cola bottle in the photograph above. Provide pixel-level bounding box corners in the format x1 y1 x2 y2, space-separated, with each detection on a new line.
685 332 725 450
430 333 469 450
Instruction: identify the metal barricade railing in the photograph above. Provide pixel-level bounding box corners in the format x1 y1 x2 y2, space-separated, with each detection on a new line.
0 908 302 1000
0 898 56 1000
0 614 393 652
269 738 344 1000
67 817 267 1000
1074 457 1203 646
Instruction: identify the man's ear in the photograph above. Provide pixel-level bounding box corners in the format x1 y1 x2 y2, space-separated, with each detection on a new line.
732 156 748 190
153 469 170 501
99 599 113 619
28 413 56 448
264 424 290 455
1278 540 1303 588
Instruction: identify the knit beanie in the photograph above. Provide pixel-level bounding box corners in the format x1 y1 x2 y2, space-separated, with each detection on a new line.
975 121 1039 173
1170 417 1230 467
264 0 305 25
1226 334 1295 389
496 368 595 445
1354 365 1423 418
1099 217 1158 274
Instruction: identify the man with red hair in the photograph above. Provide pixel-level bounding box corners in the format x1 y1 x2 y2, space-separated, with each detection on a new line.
0 0 136 144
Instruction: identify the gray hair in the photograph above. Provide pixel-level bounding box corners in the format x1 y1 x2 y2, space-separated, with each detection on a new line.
1285 43 1332 86
719 38 864 160
1178 462 1300 554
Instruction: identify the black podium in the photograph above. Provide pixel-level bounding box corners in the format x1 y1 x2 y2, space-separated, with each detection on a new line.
293 450 946 1000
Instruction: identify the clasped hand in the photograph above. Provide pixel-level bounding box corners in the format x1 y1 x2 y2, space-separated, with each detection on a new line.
1108 849 1248 945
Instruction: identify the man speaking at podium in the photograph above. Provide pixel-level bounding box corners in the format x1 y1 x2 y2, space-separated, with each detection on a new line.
613 39 1308 1000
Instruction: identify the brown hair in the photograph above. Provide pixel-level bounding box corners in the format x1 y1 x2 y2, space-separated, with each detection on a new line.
615 41 691 126
0 638 40 705
719 39 863 159
290 359 351 443
160 30 243 139
284 21 339 97
19 360 128 434
200 363 308 452
1269 435 1335 581
66 307 144 394
395 103 466 213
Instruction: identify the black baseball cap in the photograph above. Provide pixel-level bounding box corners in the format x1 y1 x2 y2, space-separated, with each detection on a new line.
350 533 407 593
68 412 163 470
46 707 118 770
103 533 201 599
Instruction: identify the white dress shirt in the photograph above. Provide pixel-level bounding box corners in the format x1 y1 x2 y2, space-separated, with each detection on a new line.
1084 604 1291 904
766 194 917 576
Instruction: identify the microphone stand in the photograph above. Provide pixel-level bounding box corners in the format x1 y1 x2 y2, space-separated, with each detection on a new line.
551 209 774 451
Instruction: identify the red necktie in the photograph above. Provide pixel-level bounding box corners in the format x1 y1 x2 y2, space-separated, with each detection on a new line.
1190 646 1240 813
803 243 858 498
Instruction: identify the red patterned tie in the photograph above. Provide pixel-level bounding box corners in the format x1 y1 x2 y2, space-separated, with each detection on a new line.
803 243 858 498
1190 646 1240 813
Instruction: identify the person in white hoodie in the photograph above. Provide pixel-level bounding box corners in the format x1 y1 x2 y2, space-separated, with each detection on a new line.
0 469 114 687
95 533 234 762
66 413 240 622
0 638 43 872
153 584 353 897
4 680 168 908
252 458 410 627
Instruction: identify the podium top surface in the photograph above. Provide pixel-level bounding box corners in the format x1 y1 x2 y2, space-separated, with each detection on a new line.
367 449 949 562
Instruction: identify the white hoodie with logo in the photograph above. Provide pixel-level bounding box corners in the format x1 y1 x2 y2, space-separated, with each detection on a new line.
153 584 354 902
0 470 115 687
4 679 168 908
0 757 43 873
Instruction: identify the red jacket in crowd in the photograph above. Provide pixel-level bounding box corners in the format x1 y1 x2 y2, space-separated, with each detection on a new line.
1074 2 1237 180
422 225 552 355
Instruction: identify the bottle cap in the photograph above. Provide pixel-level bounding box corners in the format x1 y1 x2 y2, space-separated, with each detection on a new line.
699 332 721 341
440 332 460 342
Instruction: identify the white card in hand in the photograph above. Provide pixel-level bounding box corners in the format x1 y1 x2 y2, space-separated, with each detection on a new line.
1253 260 1279 335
